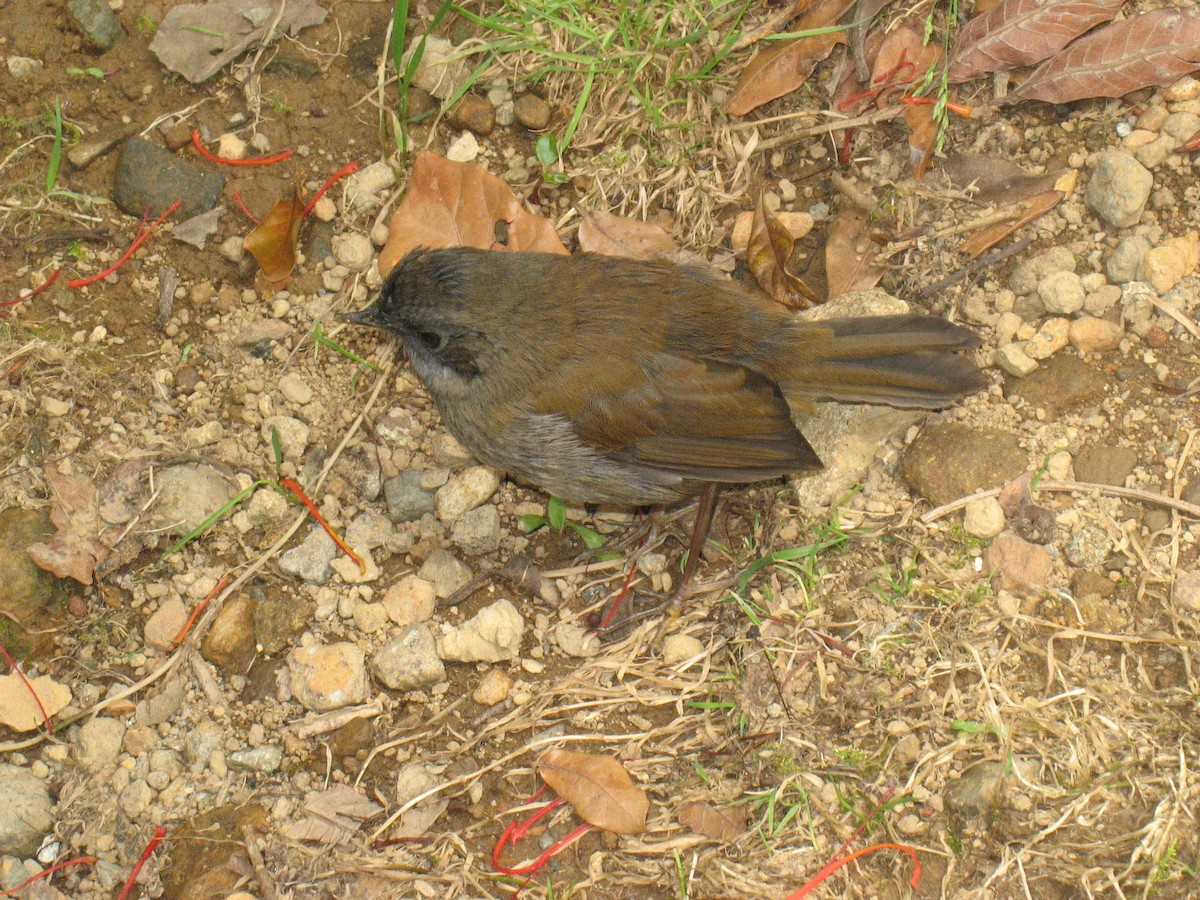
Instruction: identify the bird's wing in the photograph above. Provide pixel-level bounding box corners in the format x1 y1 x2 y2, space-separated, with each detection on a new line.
532 352 822 483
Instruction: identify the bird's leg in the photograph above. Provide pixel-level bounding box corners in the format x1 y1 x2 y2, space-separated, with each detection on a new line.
652 481 721 640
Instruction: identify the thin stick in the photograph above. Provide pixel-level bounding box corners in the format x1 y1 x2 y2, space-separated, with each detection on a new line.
921 480 1200 524
754 106 904 152
242 824 281 900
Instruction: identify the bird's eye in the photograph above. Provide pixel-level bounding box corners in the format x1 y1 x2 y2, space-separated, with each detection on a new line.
417 330 446 352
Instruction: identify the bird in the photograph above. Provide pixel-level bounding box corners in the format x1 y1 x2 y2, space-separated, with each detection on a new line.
343 246 985 625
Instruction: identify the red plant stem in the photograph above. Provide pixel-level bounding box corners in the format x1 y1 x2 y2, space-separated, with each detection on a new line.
1 855 97 896
67 200 183 289
872 48 913 87
116 826 166 900
303 161 360 218
837 87 881 110
191 130 293 166
493 797 590 878
1 268 61 309
279 478 366 573
598 563 639 631
787 842 921 898
166 575 229 652
0 640 53 735
902 94 975 117
232 189 260 224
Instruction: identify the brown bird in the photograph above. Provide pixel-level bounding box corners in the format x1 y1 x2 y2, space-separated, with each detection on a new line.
344 247 984 622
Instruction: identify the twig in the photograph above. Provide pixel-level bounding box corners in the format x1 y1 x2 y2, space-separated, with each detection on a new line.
921 480 1200 524
754 106 904 152
241 824 281 900
915 237 1033 299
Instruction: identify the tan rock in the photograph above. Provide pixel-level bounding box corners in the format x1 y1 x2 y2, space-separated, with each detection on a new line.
1142 232 1199 294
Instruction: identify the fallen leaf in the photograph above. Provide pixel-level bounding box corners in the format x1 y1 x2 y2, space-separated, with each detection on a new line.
391 799 450 839
576 210 680 260
536 749 649 835
282 785 383 844
949 0 1125 83
871 22 942 93
724 0 856 116
1008 8 1200 105
747 195 817 308
940 153 1061 204
0 674 72 732
379 151 567 276
27 461 110 585
172 206 225 249
824 207 886 299
904 102 938 182
150 0 328 84
731 209 814 255
243 185 306 285
677 800 748 842
956 189 1064 258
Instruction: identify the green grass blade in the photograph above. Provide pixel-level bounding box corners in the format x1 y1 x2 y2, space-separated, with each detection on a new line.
45 99 62 193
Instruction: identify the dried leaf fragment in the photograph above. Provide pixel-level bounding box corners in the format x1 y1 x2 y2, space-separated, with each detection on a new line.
243 186 306 285
723 0 856 116
824 207 886 300
747 195 817 308
282 785 383 844
379 151 567 275
677 800 748 842
536 749 649 835
27 461 110 585
956 189 1065 258
904 102 938 182
949 0 1125 83
577 210 680 261
1008 8 1200 104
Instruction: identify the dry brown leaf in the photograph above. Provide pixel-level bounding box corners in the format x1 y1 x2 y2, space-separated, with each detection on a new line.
536 749 648 835
723 0 856 116
747 195 817 308
677 800 748 842
956 189 1064 259
871 22 943 92
282 785 383 844
0 674 72 732
379 151 567 275
731 209 814 255
949 0 1125 83
1008 9 1200 104
940 153 1061 204
824 207 886 299
243 185 306 285
1181 128 1200 153
904 102 938 182
576 210 680 260
27 461 110 585
391 799 450 839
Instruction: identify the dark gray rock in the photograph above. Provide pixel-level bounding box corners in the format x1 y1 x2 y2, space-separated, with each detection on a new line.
67 0 126 49
384 471 437 523
113 137 225 220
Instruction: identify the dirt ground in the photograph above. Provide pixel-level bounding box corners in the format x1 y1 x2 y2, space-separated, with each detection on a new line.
1 1 1199 898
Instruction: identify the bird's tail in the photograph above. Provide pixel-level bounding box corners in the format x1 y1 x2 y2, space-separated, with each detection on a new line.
766 314 986 410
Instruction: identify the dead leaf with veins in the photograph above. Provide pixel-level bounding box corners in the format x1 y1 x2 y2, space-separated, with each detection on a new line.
536 749 649 835
379 151 567 276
